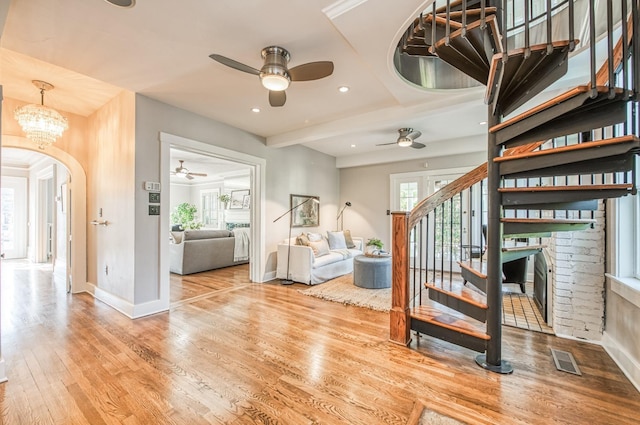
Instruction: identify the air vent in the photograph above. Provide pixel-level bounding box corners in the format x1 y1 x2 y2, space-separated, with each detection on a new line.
551 348 582 375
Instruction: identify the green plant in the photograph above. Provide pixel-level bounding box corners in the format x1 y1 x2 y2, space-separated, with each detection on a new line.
366 238 384 250
171 202 203 230
219 194 231 204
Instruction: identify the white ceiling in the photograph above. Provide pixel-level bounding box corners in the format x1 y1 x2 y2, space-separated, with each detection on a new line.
0 0 576 168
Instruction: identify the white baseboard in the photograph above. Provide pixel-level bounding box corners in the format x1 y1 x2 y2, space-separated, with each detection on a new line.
88 283 169 319
554 332 602 346
131 299 169 318
262 271 277 282
602 331 640 394
0 356 7 383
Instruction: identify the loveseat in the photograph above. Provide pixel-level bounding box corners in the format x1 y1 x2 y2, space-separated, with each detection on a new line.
170 229 249 275
276 230 363 285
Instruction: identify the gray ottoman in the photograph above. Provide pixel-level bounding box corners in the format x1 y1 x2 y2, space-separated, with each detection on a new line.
353 255 392 289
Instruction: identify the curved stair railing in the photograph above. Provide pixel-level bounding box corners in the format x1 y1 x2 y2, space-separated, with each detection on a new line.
391 0 640 374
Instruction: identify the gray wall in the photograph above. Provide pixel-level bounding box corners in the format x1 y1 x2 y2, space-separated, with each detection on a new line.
339 151 486 248
134 95 339 303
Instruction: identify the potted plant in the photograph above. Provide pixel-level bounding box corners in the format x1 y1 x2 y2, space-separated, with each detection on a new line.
171 202 203 230
366 237 384 255
219 194 230 209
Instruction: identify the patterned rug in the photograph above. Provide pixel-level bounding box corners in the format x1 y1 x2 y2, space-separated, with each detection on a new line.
299 274 554 335
298 274 391 312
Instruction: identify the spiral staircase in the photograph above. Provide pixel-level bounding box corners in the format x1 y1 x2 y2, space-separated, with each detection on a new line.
390 0 640 374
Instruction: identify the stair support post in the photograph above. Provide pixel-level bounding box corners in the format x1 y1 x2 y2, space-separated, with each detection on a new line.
476 106 513 374
390 211 411 345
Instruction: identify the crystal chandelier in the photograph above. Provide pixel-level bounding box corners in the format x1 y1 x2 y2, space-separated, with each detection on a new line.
14 80 69 150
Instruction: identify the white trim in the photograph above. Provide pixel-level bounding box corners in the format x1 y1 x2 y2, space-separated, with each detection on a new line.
322 0 369 20
131 299 170 319
160 132 266 284
92 285 136 318
2 136 87 294
0 357 7 383
263 271 277 282
602 332 640 394
607 274 640 309
554 332 602 345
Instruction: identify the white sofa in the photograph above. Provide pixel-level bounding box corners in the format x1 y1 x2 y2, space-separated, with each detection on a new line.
276 233 363 285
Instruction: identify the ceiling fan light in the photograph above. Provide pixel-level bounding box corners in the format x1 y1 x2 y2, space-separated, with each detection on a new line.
260 73 290 91
397 137 413 147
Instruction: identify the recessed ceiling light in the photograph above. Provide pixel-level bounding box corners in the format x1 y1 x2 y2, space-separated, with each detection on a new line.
251 107 260 113
479 121 487 125
351 144 356 148
104 0 135 7
338 86 350 93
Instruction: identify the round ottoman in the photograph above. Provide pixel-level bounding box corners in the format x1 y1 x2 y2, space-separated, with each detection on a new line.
353 255 392 289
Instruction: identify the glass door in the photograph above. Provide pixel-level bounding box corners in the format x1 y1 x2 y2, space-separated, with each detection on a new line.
1 176 28 259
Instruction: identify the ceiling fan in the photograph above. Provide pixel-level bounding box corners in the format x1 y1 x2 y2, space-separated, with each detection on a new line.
377 128 425 149
171 160 208 180
209 46 334 107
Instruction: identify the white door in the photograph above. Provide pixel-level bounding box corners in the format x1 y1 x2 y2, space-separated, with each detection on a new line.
1 176 28 259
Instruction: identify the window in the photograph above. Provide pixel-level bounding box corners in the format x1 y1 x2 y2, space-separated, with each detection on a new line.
200 189 220 229
399 181 419 211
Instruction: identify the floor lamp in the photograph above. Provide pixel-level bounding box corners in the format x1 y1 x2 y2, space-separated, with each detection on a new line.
273 197 319 285
336 201 351 230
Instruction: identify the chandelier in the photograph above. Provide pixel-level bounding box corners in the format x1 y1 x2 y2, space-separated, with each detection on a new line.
14 80 69 150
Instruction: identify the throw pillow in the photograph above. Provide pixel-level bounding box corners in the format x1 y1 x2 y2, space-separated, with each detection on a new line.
296 233 310 246
170 231 183 244
307 232 323 242
343 229 356 249
308 239 330 257
327 231 347 250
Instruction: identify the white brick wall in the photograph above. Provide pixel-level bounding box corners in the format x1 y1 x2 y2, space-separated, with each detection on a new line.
547 203 606 341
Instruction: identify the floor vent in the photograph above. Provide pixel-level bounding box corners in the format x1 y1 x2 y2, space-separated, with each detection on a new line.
551 348 582 375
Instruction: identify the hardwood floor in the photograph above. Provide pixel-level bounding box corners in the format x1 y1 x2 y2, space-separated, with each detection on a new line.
1 260 639 424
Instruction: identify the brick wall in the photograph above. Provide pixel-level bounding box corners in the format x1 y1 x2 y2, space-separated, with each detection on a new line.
546 204 606 341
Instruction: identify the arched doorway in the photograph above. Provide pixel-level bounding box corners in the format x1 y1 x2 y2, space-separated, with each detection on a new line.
1 136 87 293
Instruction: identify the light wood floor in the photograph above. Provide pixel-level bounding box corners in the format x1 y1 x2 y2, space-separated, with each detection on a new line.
1 260 639 424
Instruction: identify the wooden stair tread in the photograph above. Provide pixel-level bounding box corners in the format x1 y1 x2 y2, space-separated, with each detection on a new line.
490 85 610 133
436 7 497 19
410 305 490 341
502 244 546 253
424 281 487 309
434 0 464 14
485 40 577 114
499 184 634 193
494 135 640 163
458 260 487 279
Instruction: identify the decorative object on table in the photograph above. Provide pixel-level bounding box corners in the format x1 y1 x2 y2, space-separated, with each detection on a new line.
365 237 384 255
219 194 230 209
170 202 203 230
230 189 249 209
336 201 352 230
273 196 320 285
242 194 251 209
290 194 320 227
14 80 69 150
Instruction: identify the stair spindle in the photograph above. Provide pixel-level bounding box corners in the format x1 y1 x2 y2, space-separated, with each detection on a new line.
569 0 575 51
524 0 531 59
589 0 597 97
608 0 616 99
480 0 486 30
546 0 553 54
432 2 437 52
445 0 451 46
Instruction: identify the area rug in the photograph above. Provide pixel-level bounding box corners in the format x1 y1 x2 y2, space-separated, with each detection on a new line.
298 274 391 312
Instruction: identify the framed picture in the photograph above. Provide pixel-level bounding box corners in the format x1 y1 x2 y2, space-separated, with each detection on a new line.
230 189 249 209
242 194 250 209
291 194 320 227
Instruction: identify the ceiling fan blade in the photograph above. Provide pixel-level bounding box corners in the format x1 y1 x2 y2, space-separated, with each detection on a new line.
376 142 398 146
269 90 286 107
410 142 426 149
209 54 260 75
408 130 422 140
289 61 334 81
189 172 208 177
185 174 194 180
